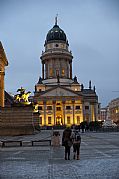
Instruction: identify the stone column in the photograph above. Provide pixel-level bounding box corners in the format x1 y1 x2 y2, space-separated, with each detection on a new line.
62 100 65 125
82 102 85 122
0 71 5 107
67 60 69 78
70 61 72 79
91 103 95 121
94 103 97 121
53 100 56 125
45 62 48 79
42 62 44 79
72 100 75 124
43 101 46 125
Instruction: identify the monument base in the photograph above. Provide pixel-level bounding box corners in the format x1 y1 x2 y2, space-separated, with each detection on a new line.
0 104 37 136
0 126 34 136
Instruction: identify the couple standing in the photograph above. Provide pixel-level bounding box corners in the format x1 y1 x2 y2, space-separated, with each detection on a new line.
62 127 81 160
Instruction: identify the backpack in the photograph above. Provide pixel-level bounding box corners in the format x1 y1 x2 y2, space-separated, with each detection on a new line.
74 132 81 142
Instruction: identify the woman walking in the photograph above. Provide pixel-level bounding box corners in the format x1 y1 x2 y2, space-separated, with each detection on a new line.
62 127 72 160
71 129 81 160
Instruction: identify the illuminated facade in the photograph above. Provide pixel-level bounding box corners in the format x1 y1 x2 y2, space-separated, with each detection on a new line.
0 42 8 107
34 18 99 126
109 98 119 124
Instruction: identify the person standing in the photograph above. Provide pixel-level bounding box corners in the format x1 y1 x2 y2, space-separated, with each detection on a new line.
51 131 60 146
71 129 81 160
62 127 72 160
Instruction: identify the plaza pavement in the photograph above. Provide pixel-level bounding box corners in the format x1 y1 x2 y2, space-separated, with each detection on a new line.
0 130 119 179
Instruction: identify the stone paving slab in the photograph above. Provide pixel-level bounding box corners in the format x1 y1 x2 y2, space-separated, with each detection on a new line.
0 131 119 179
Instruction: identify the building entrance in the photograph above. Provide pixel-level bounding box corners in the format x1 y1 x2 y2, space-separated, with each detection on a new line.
56 115 63 125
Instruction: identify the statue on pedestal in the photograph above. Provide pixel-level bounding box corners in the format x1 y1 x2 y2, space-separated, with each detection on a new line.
14 87 31 105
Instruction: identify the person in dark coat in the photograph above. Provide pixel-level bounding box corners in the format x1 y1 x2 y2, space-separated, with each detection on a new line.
62 127 72 160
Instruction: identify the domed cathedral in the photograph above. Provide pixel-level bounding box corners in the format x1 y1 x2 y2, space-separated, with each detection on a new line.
34 17 99 127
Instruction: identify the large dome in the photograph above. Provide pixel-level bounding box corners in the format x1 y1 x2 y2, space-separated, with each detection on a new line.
46 24 67 43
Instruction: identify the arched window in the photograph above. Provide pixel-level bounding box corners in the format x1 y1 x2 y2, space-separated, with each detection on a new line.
62 69 65 76
49 68 53 76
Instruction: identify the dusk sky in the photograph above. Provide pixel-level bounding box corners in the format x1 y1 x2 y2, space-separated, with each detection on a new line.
0 0 119 107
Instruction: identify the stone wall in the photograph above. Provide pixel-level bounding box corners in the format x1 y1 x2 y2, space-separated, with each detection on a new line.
0 105 35 136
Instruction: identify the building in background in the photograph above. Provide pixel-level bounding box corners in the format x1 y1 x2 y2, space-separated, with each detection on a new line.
108 97 119 125
34 18 99 127
100 107 107 122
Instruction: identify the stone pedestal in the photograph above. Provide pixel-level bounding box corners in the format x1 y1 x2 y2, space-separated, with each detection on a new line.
0 104 35 136
33 112 40 130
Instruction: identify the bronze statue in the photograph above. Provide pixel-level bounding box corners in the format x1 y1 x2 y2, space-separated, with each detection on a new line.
14 87 31 105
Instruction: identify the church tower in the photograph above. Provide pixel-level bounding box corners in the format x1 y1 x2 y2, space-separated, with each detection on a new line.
0 42 8 107
34 18 99 126
35 17 81 92
41 16 73 81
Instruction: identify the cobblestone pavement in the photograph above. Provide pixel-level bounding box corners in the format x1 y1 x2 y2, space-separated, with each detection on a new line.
0 131 119 179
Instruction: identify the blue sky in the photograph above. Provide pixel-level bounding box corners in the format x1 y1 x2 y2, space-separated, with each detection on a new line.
0 0 119 107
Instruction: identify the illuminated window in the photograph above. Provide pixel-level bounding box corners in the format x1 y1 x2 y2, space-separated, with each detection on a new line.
77 116 80 124
67 116 70 124
62 69 65 76
86 115 89 120
49 44 52 48
48 117 52 124
40 117 42 124
49 68 53 76
47 106 52 110
61 43 64 48
116 109 119 113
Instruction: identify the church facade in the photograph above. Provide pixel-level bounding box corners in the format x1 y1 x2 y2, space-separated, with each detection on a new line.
34 19 99 127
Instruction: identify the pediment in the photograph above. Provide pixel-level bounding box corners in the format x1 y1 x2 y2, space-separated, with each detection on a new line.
41 86 79 97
